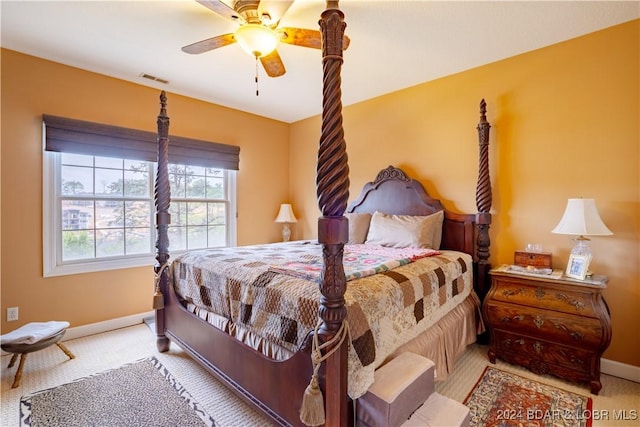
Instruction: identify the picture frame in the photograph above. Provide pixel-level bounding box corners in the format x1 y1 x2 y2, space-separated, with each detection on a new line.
565 253 592 280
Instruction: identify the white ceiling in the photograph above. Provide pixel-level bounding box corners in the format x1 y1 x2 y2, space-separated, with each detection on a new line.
2 1 638 123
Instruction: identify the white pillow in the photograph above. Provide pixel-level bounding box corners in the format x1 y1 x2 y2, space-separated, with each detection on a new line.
365 210 444 249
345 212 372 244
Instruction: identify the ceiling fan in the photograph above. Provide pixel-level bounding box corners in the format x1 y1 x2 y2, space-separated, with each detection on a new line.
182 0 350 78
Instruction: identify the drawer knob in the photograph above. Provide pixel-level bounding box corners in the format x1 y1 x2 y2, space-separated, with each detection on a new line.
533 316 544 328
534 341 543 353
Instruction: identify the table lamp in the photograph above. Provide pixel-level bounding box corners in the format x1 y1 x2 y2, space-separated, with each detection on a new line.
275 203 297 242
552 198 612 276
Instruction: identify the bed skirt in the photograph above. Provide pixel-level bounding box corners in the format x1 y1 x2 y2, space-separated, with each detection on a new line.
185 291 483 382
383 291 484 381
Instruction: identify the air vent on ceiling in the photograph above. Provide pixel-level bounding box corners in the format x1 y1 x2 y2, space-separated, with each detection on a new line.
140 73 169 84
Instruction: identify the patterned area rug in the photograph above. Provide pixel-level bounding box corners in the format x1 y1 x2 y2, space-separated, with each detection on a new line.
464 366 593 427
20 357 216 427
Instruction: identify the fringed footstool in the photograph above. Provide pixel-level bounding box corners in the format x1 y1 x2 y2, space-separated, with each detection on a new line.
1 321 75 388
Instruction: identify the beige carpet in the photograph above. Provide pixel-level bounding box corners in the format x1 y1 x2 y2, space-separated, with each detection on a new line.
2 324 639 426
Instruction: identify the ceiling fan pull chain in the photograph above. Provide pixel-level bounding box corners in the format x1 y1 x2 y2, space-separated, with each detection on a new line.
255 56 260 96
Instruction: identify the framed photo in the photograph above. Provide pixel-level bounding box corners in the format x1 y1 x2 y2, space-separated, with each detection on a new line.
566 254 592 280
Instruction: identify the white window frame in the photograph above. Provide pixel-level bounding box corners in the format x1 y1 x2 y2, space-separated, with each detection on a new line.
43 151 237 277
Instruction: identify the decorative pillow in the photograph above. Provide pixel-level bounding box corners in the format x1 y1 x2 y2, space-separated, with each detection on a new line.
345 212 372 245
365 210 444 249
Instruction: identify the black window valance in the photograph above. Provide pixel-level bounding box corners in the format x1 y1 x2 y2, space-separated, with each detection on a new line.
43 114 240 170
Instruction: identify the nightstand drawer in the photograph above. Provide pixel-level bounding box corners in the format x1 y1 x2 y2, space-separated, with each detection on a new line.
490 277 599 318
484 302 604 347
493 330 592 381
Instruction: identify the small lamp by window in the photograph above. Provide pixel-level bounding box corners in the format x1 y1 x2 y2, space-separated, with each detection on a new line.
275 204 297 242
552 198 612 277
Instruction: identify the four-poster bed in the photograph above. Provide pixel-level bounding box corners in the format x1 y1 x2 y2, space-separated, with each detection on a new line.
153 2 492 426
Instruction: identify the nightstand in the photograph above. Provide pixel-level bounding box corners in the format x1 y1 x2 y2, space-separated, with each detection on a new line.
483 269 612 394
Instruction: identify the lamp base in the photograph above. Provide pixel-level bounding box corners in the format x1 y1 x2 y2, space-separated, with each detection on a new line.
281 224 291 242
571 235 591 256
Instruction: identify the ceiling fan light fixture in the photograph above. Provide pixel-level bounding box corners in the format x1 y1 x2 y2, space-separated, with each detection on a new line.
235 24 279 58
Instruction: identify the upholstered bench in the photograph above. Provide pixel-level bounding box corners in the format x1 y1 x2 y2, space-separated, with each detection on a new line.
356 352 435 427
1 321 75 388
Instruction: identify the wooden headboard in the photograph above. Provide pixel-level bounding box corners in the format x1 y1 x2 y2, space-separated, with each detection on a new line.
346 165 478 257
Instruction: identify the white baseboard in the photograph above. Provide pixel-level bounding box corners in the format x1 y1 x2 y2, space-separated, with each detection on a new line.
61 311 155 341
0 311 154 356
601 357 640 383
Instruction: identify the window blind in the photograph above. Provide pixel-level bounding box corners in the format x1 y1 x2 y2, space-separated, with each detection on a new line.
43 114 240 170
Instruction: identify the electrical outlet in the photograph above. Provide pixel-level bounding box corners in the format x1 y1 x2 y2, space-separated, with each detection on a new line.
7 307 19 322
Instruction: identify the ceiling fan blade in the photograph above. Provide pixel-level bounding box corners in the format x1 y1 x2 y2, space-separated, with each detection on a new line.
196 0 245 24
278 28 320 49
182 33 236 54
258 0 294 27
260 50 286 77
278 28 350 50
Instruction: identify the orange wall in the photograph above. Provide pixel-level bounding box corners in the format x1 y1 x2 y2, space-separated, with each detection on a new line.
291 20 639 366
1 49 289 331
1 20 638 368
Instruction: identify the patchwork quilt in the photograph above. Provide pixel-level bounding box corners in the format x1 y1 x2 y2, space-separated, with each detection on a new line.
172 240 473 398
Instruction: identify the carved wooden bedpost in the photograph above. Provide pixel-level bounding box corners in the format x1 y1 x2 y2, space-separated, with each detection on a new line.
316 1 349 425
154 91 171 352
475 99 492 300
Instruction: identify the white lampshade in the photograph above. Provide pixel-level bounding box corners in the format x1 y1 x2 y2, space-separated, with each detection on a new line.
552 199 612 237
553 198 612 278
275 204 297 224
235 24 279 58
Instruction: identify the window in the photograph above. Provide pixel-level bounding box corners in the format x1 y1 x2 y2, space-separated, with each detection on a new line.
42 114 239 277
59 154 153 261
167 164 232 251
